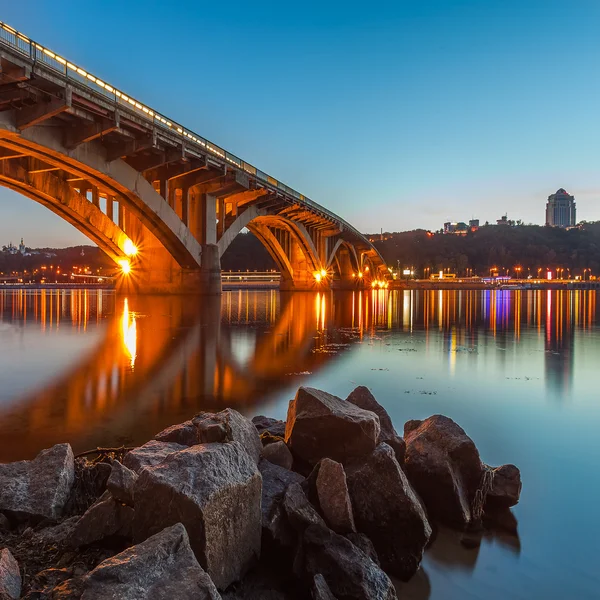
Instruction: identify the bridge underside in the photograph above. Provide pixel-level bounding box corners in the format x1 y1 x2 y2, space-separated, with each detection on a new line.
0 43 388 293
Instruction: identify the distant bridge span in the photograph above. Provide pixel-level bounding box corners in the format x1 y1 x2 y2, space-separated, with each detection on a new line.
0 22 387 293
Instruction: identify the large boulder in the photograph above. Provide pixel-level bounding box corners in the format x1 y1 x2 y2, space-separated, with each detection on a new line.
134 442 261 590
106 460 137 506
403 415 484 527
302 525 397 600
70 496 134 548
123 440 187 473
259 459 304 547
346 386 406 463
312 574 337 600
285 387 380 465
0 548 20 600
283 483 327 533
0 443 74 520
193 409 263 464
316 459 355 534
252 416 286 439
346 443 431 581
79 523 221 599
262 441 293 470
485 464 522 510
155 420 199 446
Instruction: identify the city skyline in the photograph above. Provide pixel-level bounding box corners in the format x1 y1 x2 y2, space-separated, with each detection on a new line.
2 2 600 247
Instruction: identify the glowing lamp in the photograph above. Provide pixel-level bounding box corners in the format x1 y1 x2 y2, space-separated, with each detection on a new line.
123 239 138 256
320 269 327 277
119 259 132 275
314 272 322 283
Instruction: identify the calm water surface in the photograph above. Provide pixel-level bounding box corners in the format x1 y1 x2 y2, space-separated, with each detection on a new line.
0 288 599 599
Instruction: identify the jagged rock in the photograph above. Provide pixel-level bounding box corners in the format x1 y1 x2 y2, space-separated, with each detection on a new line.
346 386 406 463
123 440 187 473
345 533 380 566
106 461 137 506
403 415 484 527
283 483 326 533
252 416 286 439
259 460 304 547
285 387 380 465
262 441 293 470
312 574 337 599
50 576 85 599
31 567 73 593
155 420 199 446
485 464 522 510
70 497 134 548
346 443 431 581
193 409 262 464
79 523 221 599
134 442 261 590
302 525 397 600
0 443 74 521
0 549 20 600
316 459 355 534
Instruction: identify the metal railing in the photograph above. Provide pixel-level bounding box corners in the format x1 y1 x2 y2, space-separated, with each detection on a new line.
0 20 378 249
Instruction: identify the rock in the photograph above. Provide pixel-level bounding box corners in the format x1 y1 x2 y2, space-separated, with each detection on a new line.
485 464 522 510
0 549 20 600
193 409 263 464
0 443 74 521
32 567 73 592
80 523 221 599
345 533 380 566
252 416 286 439
155 420 199 446
134 442 261 590
0 515 9 533
404 415 484 527
70 497 134 548
106 461 137 506
262 441 293 470
285 387 380 465
312 574 337 600
483 507 519 535
316 459 355 534
346 443 431 581
302 525 397 600
346 386 406 463
50 577 86 599
283 483 326 533
259 460 304 547
64 460 112 517
123 440 187 473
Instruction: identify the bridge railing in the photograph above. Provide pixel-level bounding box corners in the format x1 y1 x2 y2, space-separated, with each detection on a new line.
0 21 382 256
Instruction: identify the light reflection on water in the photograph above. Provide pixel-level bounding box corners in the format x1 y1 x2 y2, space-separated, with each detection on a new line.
0 288 599 599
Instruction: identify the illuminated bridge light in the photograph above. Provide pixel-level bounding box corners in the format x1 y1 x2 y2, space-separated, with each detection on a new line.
123 239 138 257
119 259 131 275
314 272 322 283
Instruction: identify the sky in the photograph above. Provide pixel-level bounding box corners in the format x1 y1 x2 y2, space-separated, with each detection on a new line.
2 0 600 246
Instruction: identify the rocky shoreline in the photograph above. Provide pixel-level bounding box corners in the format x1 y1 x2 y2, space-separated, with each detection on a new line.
0 386 521 599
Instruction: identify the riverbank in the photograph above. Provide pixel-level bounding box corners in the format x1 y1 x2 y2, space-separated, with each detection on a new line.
0 386 521 599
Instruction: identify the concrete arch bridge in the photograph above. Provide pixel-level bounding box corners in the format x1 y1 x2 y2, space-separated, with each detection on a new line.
0 22 388 293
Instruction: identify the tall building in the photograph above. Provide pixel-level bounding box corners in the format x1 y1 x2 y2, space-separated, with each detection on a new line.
546 188 576 228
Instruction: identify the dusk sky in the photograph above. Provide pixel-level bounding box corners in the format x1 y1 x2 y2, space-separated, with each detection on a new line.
2 1 600 247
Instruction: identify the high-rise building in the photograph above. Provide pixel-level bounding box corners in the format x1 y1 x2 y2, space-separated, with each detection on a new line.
546 189 576 228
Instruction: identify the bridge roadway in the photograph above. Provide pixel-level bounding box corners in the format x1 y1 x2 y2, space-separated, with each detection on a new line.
0 22 388 294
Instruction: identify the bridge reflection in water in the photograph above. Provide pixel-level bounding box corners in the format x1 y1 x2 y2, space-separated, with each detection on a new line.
0 288 596 460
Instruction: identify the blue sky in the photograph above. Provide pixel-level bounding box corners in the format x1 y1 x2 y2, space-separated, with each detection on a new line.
2 0 600 246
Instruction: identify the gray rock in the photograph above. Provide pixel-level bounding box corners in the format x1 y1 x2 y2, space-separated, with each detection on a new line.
346 386 406 463
155 420 199 446
285 387 380 466
312 574 337 600
259 459 304 547
0 548 20 600
316 459 355 534
134 442 261 590
252 416 286 439
123 440 187 473
70 497 134 548
485 464 522 510
80 523 221 599
0 443 74 520
193 409 262 464
106 461 137 506
345 533 380 566
404 415 484 527
283 483 326 533
303 525 397 600
346 443 431 581
262 441 293 470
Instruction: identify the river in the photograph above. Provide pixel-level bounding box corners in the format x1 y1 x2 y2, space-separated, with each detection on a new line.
0 288 598 599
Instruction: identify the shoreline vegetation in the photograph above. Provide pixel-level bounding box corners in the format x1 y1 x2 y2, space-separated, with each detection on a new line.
0 386 521 599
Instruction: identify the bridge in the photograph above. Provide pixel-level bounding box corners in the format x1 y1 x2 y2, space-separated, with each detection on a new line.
0 22 388 294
